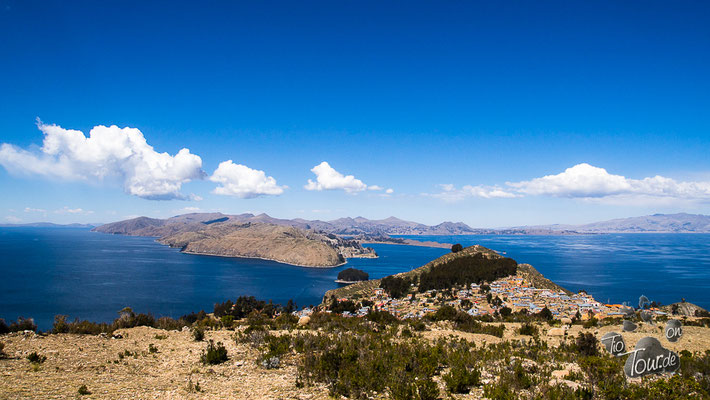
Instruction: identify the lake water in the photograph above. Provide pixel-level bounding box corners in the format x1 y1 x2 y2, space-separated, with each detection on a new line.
0 228 447 330
1 228 709 330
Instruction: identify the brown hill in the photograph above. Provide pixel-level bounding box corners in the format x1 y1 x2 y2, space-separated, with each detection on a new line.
95 215 376 267
158 222 375 267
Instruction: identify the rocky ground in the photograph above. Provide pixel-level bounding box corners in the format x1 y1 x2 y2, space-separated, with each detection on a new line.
0 326 331 400
2 320 709 399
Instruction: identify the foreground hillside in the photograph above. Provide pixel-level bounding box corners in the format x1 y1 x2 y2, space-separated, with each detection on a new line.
2 244 710 399
1 314 709 399
95 215 375 267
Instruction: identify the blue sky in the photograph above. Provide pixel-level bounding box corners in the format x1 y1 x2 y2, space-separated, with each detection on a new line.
1 1 709 227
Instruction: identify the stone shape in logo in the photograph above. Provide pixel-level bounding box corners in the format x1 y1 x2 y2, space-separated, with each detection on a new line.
601 331 626 356
665 319 683 343
623 337 680 378
620 306 635 318
638 295 651 309
622 320 637 332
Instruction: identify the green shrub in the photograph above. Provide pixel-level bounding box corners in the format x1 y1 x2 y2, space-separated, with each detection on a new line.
451 243 463 253
155 316 185 331
148 343 158 353
27 352 46 364
220 315 234 327
77 385 91 395
582 317 598 328
192 327 205 341
536 307 554 321
274 313 298 329
518 323 538 336
380 276 412 298
483 381 517 400
8 317 37 332
575 332 598 356
261 334 290 361
329 299 357 314
443 363 480 393
53 315 70 333
200 340 228 365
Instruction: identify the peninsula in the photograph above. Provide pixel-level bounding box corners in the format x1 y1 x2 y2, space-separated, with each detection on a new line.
93 214 376 267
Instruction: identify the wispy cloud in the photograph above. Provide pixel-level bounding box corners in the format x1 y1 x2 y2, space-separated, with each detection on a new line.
54 206 94 215
428 163 710 204
427 183 519 202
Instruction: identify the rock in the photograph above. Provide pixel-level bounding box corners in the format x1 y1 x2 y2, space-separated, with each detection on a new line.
560 317 572 325
111 334 123 339
261 356 280 369
182 326 191 332
622 320 637 332
548 327 567 336
550 378 581 390
298 316 311 326
551 369 570 379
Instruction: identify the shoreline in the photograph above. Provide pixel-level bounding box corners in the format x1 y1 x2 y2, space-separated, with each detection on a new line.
334 279 369 284
360 240 452 249
179 249 349 268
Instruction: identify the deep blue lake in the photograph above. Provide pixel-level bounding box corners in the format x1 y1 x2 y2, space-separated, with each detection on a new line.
0 228 448 330
1 228 709 330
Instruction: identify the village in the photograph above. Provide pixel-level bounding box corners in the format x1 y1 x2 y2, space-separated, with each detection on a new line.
312 275 667 322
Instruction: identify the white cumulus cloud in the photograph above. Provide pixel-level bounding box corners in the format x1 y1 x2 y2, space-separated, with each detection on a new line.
429 163 710 204
509 163 710 201
304 161 381 193
209 160 286 198
0 121 204 200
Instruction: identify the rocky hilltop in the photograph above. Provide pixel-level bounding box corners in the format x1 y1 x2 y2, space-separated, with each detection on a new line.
323 244 571 303
94 216 376 267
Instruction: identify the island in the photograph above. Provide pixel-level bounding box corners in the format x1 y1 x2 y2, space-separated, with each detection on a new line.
335 267 369 284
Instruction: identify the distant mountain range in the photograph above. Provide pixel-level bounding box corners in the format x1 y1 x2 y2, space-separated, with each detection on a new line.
514 213 710 234
0 222 96 229
6 212 710 234
91 212 480 236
